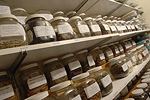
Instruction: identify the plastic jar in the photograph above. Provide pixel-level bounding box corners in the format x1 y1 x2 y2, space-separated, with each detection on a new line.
72 72 102 100
137 83 150 97
108 43 120 57
130 21 136 31
132 89 149 100
50 17 76 40
50 81 82 100
79 13 86 19
0 14 27 49
0 1 11 15
19 63 48 98
115 43 125 55
126 21 132 32
25 14 56 44
141 78 150 86
84 17 102 36
43 58 68 87
66 11 77 18
88 67 113 97
109 20 118 34
53 11 65 17
60 54 83 79
68 16 91 38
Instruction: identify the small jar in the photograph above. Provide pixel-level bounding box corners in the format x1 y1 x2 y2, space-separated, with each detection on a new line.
120 86 129 97
137 83 150 97
79 13 86 19
25 14 56 44
126 21 132 32
108 43 120 57
0 14 27 49
109 20 118 34
50 81 82 100
60 54 83 79
53 11 65 17
115 43 125 55
141 78 150 86
72 72 102 100
130 21 136 31
132 89 149 100
68 16 91 38
88 67 113 97
43 58 68 87
66 11 77 18
19 63 48 98
84 17 102 36
50 17 76 40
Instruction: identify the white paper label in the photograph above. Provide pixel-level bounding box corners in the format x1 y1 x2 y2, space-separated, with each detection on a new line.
50 68 67 80
106 50 113 57
122 63 128 72
0 6 11 14
119 46 124 52
110 26 117 32
42 14 53 21
0 85 14 100
57 24 73 34
101 75 112 88
131 25 135 29
68 60 81 71
87 55 95 66
99 53 105 60
127 25 131 30
71 95 82 100
27 74 47 90
91 25 101 32
17 16 26 24
0 24 25 37
116 26 122 31
84 82 100 98
103 24 110 30
127 61 133 68
78 25 90 34
33 26 55 37
132 56 136 62
138 54 143 60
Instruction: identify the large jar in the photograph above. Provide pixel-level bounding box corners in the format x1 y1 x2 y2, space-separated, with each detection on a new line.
50 17 76 40
130 48 138 65
50 81 82 100
66 11 77 18
35 10 53 21
115 43 125 55
136 47 143 64
108 43 120 57
124 57 133 73
68 16 91 38
0 14 27 49
84 17 102 36
72 72 102 100
132 89 150 100
137 83 150 97
88 67 113 97
43 58 68 87
60 54 83 79
25 14 56 44
53 11 65 17
120 40 131 52
19 63 48 98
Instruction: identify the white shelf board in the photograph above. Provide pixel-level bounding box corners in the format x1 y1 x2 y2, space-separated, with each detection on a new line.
102 57 150 100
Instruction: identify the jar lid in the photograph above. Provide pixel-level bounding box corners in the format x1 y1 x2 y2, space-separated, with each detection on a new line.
100 45 108 48
61 53 74 59
88 66 102 73
144 72 150 75
20 63 38 72
25 91 49 100
25 14 45 22
141 75 150 79
124 98 135 100
50 16 65 23
147 69 150 72
131 89 144 96
83 17 92 21
0 14 18 21
103 16 108 19
0 71 7 76
67 16 82 22
53 11 64 16
141 78 150 83
66 11 76 16
64 17 69 21
106 20 111 23
79 13 86 16
96 15 102 18
137 83 148 89
50 81 71 92
76 50 88 55
12 8 26 12
72 72 89 81
43 58 59 65
96 18 103 21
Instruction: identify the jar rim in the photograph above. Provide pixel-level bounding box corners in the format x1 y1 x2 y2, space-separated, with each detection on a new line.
66 11 76 16
0 14 18 21
72 72 89 81
88 66 102 74
141 75 150 79
79 13 86 16
83 17 92 21
53 11 64 16
43 58 58 65
137 83 148 89
12 8 26 13
0 71 7 76
131 89 144 96
76 50 88 55
67 16 82 22
96 18 103 21
25 14 46 22
61 53 74 59
50 16 65 23
20 63 38 72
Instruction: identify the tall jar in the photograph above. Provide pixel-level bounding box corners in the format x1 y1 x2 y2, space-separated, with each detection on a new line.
72 72 102 100
19 63 48 98
130 48 138 65
88 67 113 97
132 89 150 100
109 20 118 34
137 83 150 97
0 14 27 49
120 41 131 52
115 43 125 55
136 46 144 63
53 11 65 17
108 43 120 57
84 17 102 36
68 16 91 38
50 17 76 40
35 10 53 21
66 11 77 18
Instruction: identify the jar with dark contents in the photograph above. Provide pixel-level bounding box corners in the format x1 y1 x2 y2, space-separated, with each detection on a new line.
35 10 53 21
130 48 138 65
50 17 76 40
84 17 102 36
108 43 120 57
79 13 86 19
68 16 91 38
129 39 136 49
130 21 136 31
66 11 77 18
126 21 132 32
53 11 65 17
60 54 83 79
88 67 113 97
120 41 131 52
120 86 129 97
19 63 48 98
115 43 125 55
25 14 56 44
109 20 118 34
50 81 82 100
43 58 68 87
132 89 150 100
141 78 150 86
72 72 102 100
137 83 150 97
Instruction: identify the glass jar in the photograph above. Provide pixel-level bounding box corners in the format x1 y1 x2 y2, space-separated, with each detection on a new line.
132 89 150 100
116 21 124 33
68 16 91 38
0 71 18 100
79 13 86 19
109 20 118 34
137 83 150 97
136 47 143 64
130 21 136 31
50 16 76 40
19 63 48 98
108 43 120 57
0 14 27 49
84 17 102 36
141 46 149 59
43 58 68 87
130 48 138 65
11 8 28 25
141 78 150 86
53 11 65 17
35 10 53 21
129 39 136 49
72 72 102 100
126 21 132 32
124 56 133 73
0 1 11 15
126 51 136 67
60 54 83 79
25 14 56 44
115 43 125 55
121 21 128 33
138 45 147 61
66 11 77 18
88 67 113 97
120 86 129 97
50 81 82 100
120 41 131 52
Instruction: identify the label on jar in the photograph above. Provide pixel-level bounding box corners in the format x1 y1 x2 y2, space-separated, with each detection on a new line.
50 68 67 80
131 25 135 29
84 82 100 99
132 56 136 62
122 63 128 72
71 95 82 100
41 14 53 21
101 75 112 88
103 24 110 30
57 23 73 34
127 25 131 30
115 49 119 54
0 85 15 100
116 26 122 31
127 60 133 68
106 50 113 57
33 26 55 37
119 46 124 52
87 55 95 66
0 24 26 37
78 25 90 34
91 25 101 32
68 60 81 71
99 53 105 60
27 74 47 90
122 26 127 30
110 26 117 32
17 16 26 24
0 6 11 14
138 54 143 60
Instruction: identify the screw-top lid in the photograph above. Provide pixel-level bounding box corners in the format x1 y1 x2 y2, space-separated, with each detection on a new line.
137 83 148 89
0 14 18 21
12 8 26 13
20 63 38 72
61 53 74 59
144 72 150 75
50 81 71 92
83 17 92 21
50 16 65 23
25 14 45 22
66 11 76 16
53 11 64 16
67 16 82 22
96 15 102 18
124 98 135 100
131 89 144 96
141 75 150 79
0 71 7 76
106 20 111 23
76 50 88 55
79 13 86 16
103 16 108 19
141 78 150 83
72 72 89 81
88 66 102 74
43 58 59 65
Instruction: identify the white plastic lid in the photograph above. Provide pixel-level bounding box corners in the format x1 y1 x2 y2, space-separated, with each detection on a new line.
103 16 108 19
88 66 102 73
124 98 135 100
131 89 144 96
50 81 71 92
12 8 26 12
96 15 102 18
79 13 86 16
144 72 150 75
61 54 74 59
20 63 38 72
67 16 82 22
141 78 150 83
83 17 92 21
76 50 88 55
106 20 111 23
137 83 148 89
66 11 76 16
53 11 64 16
0 14 18 21
0 71 7 76
25 91 49 100
43 58 58 65
96 18 103 21
25 14 45 22
141 75 150 79
50 16 65 23
72 72 89 81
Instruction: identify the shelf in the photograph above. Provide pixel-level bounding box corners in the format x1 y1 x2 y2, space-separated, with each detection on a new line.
102 56 150 100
